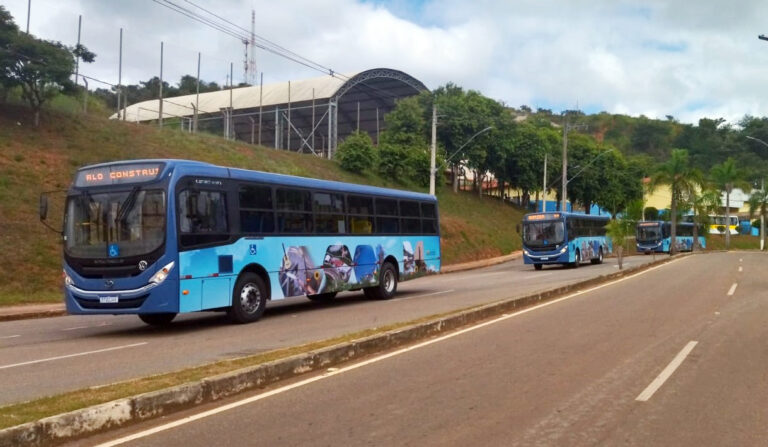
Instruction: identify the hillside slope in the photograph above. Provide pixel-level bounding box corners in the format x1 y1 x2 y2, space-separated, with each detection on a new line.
0 106 523 305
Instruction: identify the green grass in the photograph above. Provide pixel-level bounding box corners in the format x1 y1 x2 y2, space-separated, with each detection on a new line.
705 234 762 251
0 104 524 305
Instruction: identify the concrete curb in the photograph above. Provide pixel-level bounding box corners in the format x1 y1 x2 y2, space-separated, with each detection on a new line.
0 308 66 323
440 251 522 273
0 253 687 447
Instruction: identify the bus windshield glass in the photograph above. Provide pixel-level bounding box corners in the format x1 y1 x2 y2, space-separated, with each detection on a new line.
636 224 662 242
523 220 565 247
65 188 166 258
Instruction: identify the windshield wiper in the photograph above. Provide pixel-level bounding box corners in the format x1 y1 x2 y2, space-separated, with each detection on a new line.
115 186 141 224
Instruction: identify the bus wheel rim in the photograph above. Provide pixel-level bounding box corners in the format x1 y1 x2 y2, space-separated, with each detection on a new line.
384 270 395 293
240 283 262 314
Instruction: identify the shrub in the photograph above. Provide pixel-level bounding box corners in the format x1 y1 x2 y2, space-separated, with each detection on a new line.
335 131 376 172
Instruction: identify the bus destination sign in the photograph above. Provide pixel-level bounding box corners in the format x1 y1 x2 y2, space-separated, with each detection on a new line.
638 221 660 227
75 163 163 187
526 213 561 221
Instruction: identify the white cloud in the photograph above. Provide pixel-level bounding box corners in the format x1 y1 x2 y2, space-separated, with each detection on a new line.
4 0 768 124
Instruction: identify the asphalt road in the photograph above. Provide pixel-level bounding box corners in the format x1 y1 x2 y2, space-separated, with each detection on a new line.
0 255 656 405
76 252 768 446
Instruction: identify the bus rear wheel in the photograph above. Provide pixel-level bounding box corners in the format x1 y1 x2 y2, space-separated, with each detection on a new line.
228 272 267 324
364 262 398 300
307 292 337 302
138 313 177 326
534 264 543 271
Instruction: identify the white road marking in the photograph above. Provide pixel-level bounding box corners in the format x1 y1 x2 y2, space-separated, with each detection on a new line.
727 283 738 296
62 325 90 331
738 266 743 272
95 257 686 447
636 341 698 402
0 335 20 340
391 289 455 301
0 342 148 370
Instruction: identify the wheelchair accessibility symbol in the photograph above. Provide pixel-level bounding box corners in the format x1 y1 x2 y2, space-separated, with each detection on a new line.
108 244 119 258
249 244 257 256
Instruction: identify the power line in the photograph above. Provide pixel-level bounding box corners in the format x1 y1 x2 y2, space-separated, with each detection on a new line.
154 0 350 81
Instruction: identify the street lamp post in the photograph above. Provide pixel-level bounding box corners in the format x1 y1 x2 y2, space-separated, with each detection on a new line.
430 125 492 196
745 135 767 250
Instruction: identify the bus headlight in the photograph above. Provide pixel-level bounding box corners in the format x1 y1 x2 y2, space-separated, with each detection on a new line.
523 249 530 256
63 270 73 286
149 262 175 285
559 246 568 254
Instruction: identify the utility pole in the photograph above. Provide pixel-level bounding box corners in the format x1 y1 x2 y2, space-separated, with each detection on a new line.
117 28 123 120
561 112 569 212
26 0 31 33
159 41 164 128
542 154 547 212
74 15 81 86
429 104 437 196
194 52 200 133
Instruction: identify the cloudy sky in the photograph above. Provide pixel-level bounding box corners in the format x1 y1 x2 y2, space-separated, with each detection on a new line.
5 0 768 124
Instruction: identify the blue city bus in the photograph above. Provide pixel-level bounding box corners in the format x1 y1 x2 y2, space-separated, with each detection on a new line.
43 160 441 325
520 212 611 270
636 221 705 254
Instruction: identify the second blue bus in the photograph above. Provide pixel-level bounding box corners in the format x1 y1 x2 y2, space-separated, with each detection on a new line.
521 212 611 270
635 221 705 254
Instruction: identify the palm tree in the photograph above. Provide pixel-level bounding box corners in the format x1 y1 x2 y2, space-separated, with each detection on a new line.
710 158 749 250
648 149 702 255
748 186 768 251
684 188 720 251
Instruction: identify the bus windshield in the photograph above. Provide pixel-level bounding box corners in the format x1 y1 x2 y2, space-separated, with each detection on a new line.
523 220 565 247
636 224 662 242
65 188 166 258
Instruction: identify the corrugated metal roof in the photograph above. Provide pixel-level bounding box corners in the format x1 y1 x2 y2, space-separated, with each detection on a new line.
113 72 358 122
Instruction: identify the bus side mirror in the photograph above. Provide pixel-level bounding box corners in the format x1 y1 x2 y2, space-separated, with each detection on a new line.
39 194 49 221
515 224 521 234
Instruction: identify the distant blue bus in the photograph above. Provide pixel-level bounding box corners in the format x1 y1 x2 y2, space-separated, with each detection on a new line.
44 160 441 325
636 221 704 254
520 212 611 270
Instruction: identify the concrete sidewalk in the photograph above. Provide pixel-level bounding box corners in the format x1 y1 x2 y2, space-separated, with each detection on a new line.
0 251 522 323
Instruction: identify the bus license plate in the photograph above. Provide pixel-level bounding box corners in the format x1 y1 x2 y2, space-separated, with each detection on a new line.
541 257 549 260
99 296 119 304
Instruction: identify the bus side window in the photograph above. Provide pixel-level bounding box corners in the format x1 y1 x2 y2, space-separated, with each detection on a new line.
179 189 229 246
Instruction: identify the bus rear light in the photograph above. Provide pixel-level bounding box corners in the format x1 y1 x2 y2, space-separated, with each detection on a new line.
182 290 189 295
184 275 192 279
149 262 175 285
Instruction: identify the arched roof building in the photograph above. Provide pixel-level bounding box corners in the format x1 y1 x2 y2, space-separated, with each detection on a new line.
114 68 428 157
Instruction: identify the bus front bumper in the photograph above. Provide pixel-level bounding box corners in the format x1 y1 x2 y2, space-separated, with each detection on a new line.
522 246 569 264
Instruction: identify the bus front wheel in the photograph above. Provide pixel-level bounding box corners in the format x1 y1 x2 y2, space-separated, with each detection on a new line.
364 262 398 300
571 250 581 268
228 272 267 324
138 313 177 326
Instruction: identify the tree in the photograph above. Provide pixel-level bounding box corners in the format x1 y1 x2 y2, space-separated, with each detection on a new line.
710 158 749 250
0 6 19 101
335 131 376 172
683 188 720 251
649 149 702 255
748 187 768 251
605 208 638 269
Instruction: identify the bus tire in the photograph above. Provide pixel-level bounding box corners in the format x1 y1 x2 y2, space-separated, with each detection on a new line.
138 313 176 326
228 272 267 324
572 250 581 268
364 262 398 300
534 263 543 271
307 292 337 302
591 248 603 264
